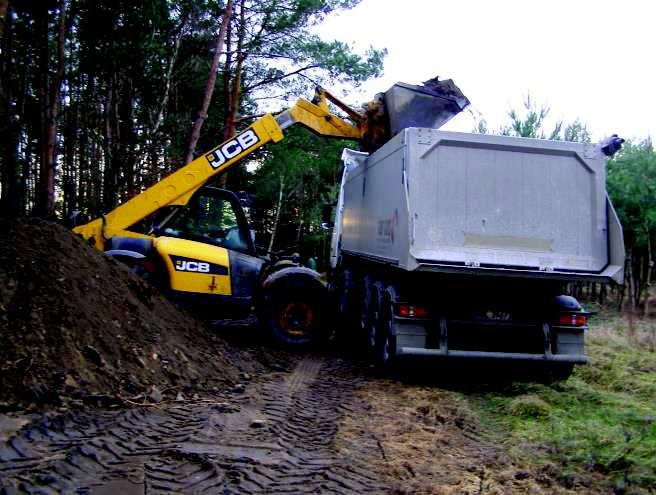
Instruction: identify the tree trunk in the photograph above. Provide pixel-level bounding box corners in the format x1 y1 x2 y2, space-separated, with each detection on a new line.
223 0 245 141
0 2 21 215
296 217 304 244
152 21 184 138
143 13 187 169
0 0 8 38
618 255 628 312
627 254 635 311
119 76 136 200
218 0 246 189
102 76 117 212
268 175 285 253
36 0 66 218
183 0 233 166
644 231 653 316
62 84 77 217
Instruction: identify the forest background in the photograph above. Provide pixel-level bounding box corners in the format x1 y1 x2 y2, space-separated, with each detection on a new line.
1 0 654 310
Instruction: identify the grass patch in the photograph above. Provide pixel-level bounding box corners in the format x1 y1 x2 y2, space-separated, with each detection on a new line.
466 311 656 492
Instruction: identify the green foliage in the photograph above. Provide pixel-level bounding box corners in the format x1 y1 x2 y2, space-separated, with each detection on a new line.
467 314 656 491
563 119 591 143
508 395 551 418
234 0 386 109
0 0 385 217
500 94 554 139
498 94 591 143
251 127 352 254
607 140 656 249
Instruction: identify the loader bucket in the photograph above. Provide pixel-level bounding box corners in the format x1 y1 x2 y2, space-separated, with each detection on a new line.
384 77 470 135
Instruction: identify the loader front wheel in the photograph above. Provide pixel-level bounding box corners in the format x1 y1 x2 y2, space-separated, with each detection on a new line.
260 281 327 347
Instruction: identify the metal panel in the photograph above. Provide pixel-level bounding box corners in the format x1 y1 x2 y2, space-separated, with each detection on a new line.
337 128 624 283
384 80 469 135
405 129 622 280
340 131 409 265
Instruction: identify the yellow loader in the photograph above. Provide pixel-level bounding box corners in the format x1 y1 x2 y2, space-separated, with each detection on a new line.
72 78 467 345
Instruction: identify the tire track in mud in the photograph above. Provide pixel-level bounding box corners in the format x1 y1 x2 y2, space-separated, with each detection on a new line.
0 356 389 494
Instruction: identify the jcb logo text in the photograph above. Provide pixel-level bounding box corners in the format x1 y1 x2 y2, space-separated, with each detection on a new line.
175 260 210 273
205 129 259 169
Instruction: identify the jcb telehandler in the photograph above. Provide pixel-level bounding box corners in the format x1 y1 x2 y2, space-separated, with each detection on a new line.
73 78 468 345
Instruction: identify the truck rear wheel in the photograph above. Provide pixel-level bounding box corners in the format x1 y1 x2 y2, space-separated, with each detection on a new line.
549 363 574 382
333 269 358 337
376 294 397 369
358 277 373 348
365 281 384 359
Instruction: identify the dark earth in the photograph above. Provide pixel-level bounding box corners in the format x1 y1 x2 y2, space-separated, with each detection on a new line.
0 220 590 493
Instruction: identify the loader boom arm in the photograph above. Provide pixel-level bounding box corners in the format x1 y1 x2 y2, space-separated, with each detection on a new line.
74 91 363 249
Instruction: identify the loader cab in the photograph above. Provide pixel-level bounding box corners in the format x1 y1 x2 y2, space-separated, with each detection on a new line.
155 187 256 256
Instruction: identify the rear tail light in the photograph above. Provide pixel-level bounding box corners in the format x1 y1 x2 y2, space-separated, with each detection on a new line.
397 304 429 318
558 313 588 327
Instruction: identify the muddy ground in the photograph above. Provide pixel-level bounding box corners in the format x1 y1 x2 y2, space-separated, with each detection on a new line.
1 343 590 494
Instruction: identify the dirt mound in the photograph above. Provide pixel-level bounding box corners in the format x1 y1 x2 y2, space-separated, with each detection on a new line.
0 218 255 409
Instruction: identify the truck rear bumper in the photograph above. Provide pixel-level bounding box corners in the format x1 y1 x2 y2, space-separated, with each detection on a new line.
396 347 587 364
394 316 587 364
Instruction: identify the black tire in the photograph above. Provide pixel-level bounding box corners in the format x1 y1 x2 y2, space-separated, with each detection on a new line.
113 255 153 282
365 282 383 360
261 284 326 347
535 363 574 384
357 277 372 349
334 270 357 335
375 293 398 369
550 363 574 382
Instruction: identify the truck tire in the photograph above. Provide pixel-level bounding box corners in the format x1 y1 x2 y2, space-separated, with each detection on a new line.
334 269 357 336
358 276 373 346
366 281 384 359
549 363 574 382
376 291 398 369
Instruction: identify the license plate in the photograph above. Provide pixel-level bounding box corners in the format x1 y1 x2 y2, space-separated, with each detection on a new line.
484 310 512 321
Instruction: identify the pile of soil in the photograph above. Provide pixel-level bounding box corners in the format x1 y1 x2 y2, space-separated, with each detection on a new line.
0 218 256 409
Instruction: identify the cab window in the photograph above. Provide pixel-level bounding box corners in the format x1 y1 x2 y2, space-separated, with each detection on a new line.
161 192 250 252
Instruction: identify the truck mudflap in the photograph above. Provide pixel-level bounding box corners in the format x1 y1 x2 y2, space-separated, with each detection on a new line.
393 317 587 364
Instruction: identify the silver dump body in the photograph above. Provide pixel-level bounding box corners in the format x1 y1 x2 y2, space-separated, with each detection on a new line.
333 128 624 284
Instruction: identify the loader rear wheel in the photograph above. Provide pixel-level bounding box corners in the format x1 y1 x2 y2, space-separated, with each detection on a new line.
112 255 156 285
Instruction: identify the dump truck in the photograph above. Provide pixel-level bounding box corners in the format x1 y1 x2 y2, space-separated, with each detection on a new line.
328 82 625 379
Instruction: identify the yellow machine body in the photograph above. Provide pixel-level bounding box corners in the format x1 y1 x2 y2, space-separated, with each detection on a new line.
154 237 232 296
71 87 366 322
